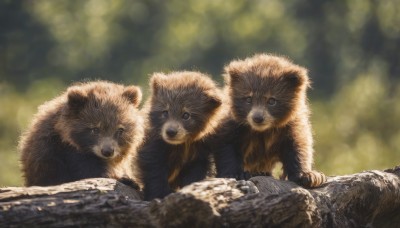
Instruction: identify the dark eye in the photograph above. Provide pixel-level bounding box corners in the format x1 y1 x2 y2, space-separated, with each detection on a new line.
182 112 190 120
117 128 124 136
267 98 277 106
245 97 252 104
90 128 100 135
162 110 169 118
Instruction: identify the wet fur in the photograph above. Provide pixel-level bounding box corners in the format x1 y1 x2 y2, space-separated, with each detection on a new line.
19 81 143 187
137 71 224 200
214 54 326 188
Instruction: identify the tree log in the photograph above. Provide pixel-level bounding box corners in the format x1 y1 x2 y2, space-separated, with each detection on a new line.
1 167 399 227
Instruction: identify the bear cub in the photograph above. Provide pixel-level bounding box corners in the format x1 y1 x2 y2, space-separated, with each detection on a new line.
137 71 223 200
19 81 143 187
214 54 326 188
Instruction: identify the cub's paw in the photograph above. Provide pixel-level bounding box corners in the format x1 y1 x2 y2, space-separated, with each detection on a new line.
117 177 140 190
234 172 249 180
298 170 327 188
236 180 259 194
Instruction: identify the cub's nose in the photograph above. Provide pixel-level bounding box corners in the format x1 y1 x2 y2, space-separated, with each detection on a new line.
101 146 114 157
252 113 265 124
166 128 178 138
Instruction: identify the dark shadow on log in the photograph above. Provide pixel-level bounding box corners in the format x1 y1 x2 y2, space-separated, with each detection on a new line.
0 167 399 227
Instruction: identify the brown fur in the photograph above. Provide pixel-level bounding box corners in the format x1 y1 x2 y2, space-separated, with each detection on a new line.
19 81 143 186
220 54 326 187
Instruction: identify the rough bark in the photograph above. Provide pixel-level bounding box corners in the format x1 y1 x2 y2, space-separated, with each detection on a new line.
1 167 399 227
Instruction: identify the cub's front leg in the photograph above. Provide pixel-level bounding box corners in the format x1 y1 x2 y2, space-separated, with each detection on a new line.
214 144 245 179
179 154 210 187
281 137 326 188
138 141 172 200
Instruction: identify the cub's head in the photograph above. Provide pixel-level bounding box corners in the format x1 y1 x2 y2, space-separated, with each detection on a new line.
57 81 143 161
224 54 310 131
148 71 222 145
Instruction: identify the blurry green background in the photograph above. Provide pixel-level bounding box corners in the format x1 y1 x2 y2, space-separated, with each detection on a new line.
1 0 399 186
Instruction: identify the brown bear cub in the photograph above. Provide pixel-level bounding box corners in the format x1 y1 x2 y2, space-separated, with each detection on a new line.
19 81 143 187
137 71 223 200
214 54 326 188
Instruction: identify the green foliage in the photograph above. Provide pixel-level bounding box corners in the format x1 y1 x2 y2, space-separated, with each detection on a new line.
313 74 400 175
1 0 399 186
0 79 64 186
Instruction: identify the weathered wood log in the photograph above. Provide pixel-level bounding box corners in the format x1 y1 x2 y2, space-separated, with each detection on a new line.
0 167 399 227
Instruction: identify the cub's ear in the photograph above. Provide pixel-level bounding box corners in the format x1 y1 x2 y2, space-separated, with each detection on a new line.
123 85 142 107
224 63 242 85
285 68 310 88
149 72 166 95
67 88 88 110
204 90 222 110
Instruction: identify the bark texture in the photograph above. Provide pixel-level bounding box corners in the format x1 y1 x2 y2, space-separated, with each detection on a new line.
1 167 399 227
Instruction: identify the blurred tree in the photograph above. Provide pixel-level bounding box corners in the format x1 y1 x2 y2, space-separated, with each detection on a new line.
0 1 55 89
2 0 400 94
